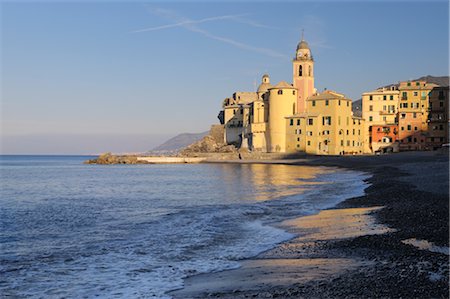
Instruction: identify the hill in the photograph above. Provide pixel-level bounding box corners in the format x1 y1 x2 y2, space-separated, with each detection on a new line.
152 131 209 152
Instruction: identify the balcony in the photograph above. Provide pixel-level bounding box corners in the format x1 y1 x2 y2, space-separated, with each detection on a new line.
401 96 408 100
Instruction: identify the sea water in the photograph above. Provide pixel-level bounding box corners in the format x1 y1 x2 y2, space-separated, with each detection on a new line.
0 156 369 298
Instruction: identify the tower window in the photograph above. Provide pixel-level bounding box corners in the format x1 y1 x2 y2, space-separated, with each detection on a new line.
299 65 303 76
277 90 283 95
290 119 294 126
325 100 329 106
297 119 300 125
312 100 316 107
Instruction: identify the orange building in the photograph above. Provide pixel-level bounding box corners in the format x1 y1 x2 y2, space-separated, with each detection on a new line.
371 124 399 153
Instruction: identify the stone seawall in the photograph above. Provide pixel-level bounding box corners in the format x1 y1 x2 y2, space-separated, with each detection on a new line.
136 157 207 163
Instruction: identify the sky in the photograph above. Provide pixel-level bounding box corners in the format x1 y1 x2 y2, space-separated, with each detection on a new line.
1 0 449 154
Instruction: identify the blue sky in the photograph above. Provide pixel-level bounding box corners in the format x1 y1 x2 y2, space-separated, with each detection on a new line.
1 1 449 154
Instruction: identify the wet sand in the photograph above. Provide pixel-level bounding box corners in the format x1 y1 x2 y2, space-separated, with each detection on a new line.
170 151 449 298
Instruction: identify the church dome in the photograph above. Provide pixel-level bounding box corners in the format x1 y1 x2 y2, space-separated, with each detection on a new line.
297 40 310 50
257 74 272 93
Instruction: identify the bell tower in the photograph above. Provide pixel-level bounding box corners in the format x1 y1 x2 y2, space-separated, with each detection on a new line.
293 31 315 114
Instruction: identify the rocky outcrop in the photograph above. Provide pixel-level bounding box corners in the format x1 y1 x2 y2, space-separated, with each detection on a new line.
180 135 237 156
84 153 149 164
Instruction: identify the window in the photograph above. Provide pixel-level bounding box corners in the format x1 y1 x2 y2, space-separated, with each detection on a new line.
296 144 300 148
413 113 417 118
341 140 344 146
322 116 332 125
413 92 418 96
292 90 296 95
325 100 329 106
358 130 361 135
307 141 311 146
414 126 417 131
369 116 373 121
407 137 412 142
346 130 349 135
416 82 420 86
308 118 314 125
369 95 373 101
383 105 386 111
401 127 404 131
383 116 386 121
290 119 294 126
277 90 283 95
347 140 350 146
338 100 341 106
297 137 300 141
402 92 407 100
407 82 411 86
309 66 311 76
390 95 394 100
383 95 387 101
440 102 444 107
407 125 411 130
440 124 444 130
299 65 303 76
312 100 316 107
347 101 349 107
338 116 341 125
297 119 300 125
369 105 373 111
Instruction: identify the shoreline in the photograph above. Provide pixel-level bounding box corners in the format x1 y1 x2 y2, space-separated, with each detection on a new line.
169 151 449 298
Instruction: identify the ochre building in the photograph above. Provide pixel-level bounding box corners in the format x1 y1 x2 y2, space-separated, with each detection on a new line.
219 38 364 155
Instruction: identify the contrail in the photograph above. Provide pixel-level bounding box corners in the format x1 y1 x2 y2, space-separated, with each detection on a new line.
131 13 249 33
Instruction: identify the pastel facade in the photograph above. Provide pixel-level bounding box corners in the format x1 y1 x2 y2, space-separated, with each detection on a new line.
285 91 364 155
397 81 436 151
362 87 399 153
426 86 449 149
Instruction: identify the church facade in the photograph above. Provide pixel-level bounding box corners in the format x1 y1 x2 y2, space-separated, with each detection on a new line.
218 38 365 155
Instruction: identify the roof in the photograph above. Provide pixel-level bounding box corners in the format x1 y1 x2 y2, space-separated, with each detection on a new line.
257 82 273 93
308 90 348 100
270 81 296 89
297 40 310 50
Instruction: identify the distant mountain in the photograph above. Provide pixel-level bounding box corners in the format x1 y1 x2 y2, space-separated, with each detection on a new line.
152 131 209 151
414 75 449 87
379 75 449 89
352 99 362 117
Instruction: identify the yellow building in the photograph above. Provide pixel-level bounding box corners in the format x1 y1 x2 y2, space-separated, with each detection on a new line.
286 91 364 155
219 37 365 155
361 86 399 153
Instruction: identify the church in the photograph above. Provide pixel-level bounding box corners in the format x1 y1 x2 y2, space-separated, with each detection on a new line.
218 37 365 155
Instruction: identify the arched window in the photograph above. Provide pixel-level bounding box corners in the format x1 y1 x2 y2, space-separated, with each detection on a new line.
299 65 303 76
308 66 311 76
293 103 296 114
277 90 283 95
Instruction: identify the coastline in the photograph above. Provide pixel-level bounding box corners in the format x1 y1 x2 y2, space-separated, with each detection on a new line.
169 151 449 298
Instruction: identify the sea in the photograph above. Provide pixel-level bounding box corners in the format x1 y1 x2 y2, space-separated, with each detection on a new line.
0 155 369 298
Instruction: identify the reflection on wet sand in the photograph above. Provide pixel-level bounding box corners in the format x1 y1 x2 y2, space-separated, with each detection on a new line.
282 206 393 241
217 163 331 201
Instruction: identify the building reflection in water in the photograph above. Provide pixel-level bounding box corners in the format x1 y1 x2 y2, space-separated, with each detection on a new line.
215 163 333 202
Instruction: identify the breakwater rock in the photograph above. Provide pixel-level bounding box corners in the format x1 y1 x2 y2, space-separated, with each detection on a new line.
84 153 148 165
